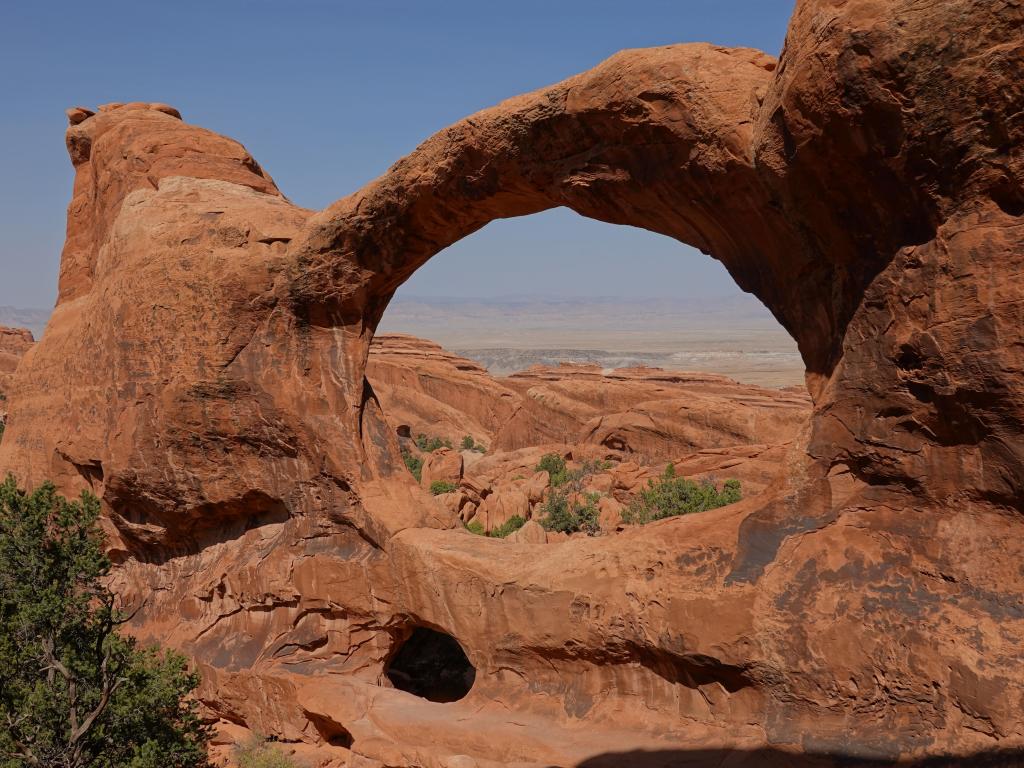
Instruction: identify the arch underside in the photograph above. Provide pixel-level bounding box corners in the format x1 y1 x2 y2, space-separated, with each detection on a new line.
1 0 1023 763
286 44 844 380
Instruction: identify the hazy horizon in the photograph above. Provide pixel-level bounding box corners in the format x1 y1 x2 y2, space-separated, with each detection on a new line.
377 293 802 387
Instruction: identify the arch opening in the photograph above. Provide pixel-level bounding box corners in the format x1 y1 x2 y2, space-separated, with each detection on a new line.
375 210 804 389
366 213 811 534
384 626 477 703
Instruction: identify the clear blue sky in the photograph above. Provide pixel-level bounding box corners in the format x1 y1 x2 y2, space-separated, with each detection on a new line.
0 0 794 309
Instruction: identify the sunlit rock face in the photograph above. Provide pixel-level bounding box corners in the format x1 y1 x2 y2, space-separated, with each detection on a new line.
2 0 1024 763
0 326 33 426
366 332 812 459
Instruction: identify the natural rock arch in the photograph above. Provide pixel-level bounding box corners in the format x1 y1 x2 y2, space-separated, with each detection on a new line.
1 0 1023 763
287 45 827 378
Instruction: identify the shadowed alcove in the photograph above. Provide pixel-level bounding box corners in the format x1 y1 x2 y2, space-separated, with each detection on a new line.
384 626 477 703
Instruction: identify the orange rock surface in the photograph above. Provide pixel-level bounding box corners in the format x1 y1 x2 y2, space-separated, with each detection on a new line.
369 333 810 461
0 326 33 423
2 1 1024 764
368 333 808 539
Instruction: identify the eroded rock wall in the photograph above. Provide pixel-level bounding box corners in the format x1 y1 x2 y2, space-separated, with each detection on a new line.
1 1 1023 765
0 326 33 425
367 333 810 460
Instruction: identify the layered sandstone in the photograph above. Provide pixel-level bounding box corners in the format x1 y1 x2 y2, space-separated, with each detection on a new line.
368 333 810 460
367 334 518 450
0 326 33 423
2 1 1023 765
366 333 809 537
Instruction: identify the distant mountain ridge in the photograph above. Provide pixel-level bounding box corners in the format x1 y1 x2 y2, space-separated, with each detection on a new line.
384 293 780 325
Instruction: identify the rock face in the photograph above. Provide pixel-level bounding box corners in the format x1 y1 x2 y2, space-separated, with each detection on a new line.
367 334 517 451
2 2 1024 765
418 447 463 491
0 326 33 424
368 334 809 538
368 333 810 460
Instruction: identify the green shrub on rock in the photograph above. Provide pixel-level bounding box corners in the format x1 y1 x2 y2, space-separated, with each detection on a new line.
622 464 742 525
490 515 526 539
415 433 452 453
430 480 459 495
464 515 526 539
0 476 212 768
236 735 304 768
536 453 568 487
401 449 423 482
539 490 600 536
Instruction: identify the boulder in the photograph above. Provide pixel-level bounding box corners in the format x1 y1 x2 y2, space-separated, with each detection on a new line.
507 520 547 545
598 496 624 532
419 447 463 490
522 471 549 504
475 489 530 533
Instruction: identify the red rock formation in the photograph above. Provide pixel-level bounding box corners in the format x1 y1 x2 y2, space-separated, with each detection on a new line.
0 326 34 424
502 362 809 458
368 334 806 534
419 447 463 490
2 1 1024 764
369 334 810 461
367 334 517 448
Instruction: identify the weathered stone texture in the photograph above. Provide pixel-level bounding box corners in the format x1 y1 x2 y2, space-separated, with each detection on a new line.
2 1 1023 764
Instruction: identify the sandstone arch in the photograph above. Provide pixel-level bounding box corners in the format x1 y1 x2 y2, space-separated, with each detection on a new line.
1 0 1023 764
286 45 812 363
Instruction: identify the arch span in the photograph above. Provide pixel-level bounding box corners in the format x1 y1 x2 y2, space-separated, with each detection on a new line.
2 0 1023 761
284 44 839 380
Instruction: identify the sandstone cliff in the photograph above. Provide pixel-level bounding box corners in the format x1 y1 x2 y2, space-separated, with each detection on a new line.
2 1 1023 764
0 326 33 424
368 333 810 460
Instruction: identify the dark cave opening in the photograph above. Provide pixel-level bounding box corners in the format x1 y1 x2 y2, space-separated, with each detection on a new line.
384 626 476 702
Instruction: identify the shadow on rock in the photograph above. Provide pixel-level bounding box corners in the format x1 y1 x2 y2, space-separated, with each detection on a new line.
564 747 1024 768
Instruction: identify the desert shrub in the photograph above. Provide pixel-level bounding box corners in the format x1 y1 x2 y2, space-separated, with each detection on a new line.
536 455 611 489
562 458 612 486
235 735 303 768
459 434 487 453
0 421 4 443
429 480 459 495
463 516 526 538
414 433 452 453
0 476 212 768
401 449 423 482
621 465 742 525
721 478 742 504
489 515 527 539
539 490 600 535
536 453 568 486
